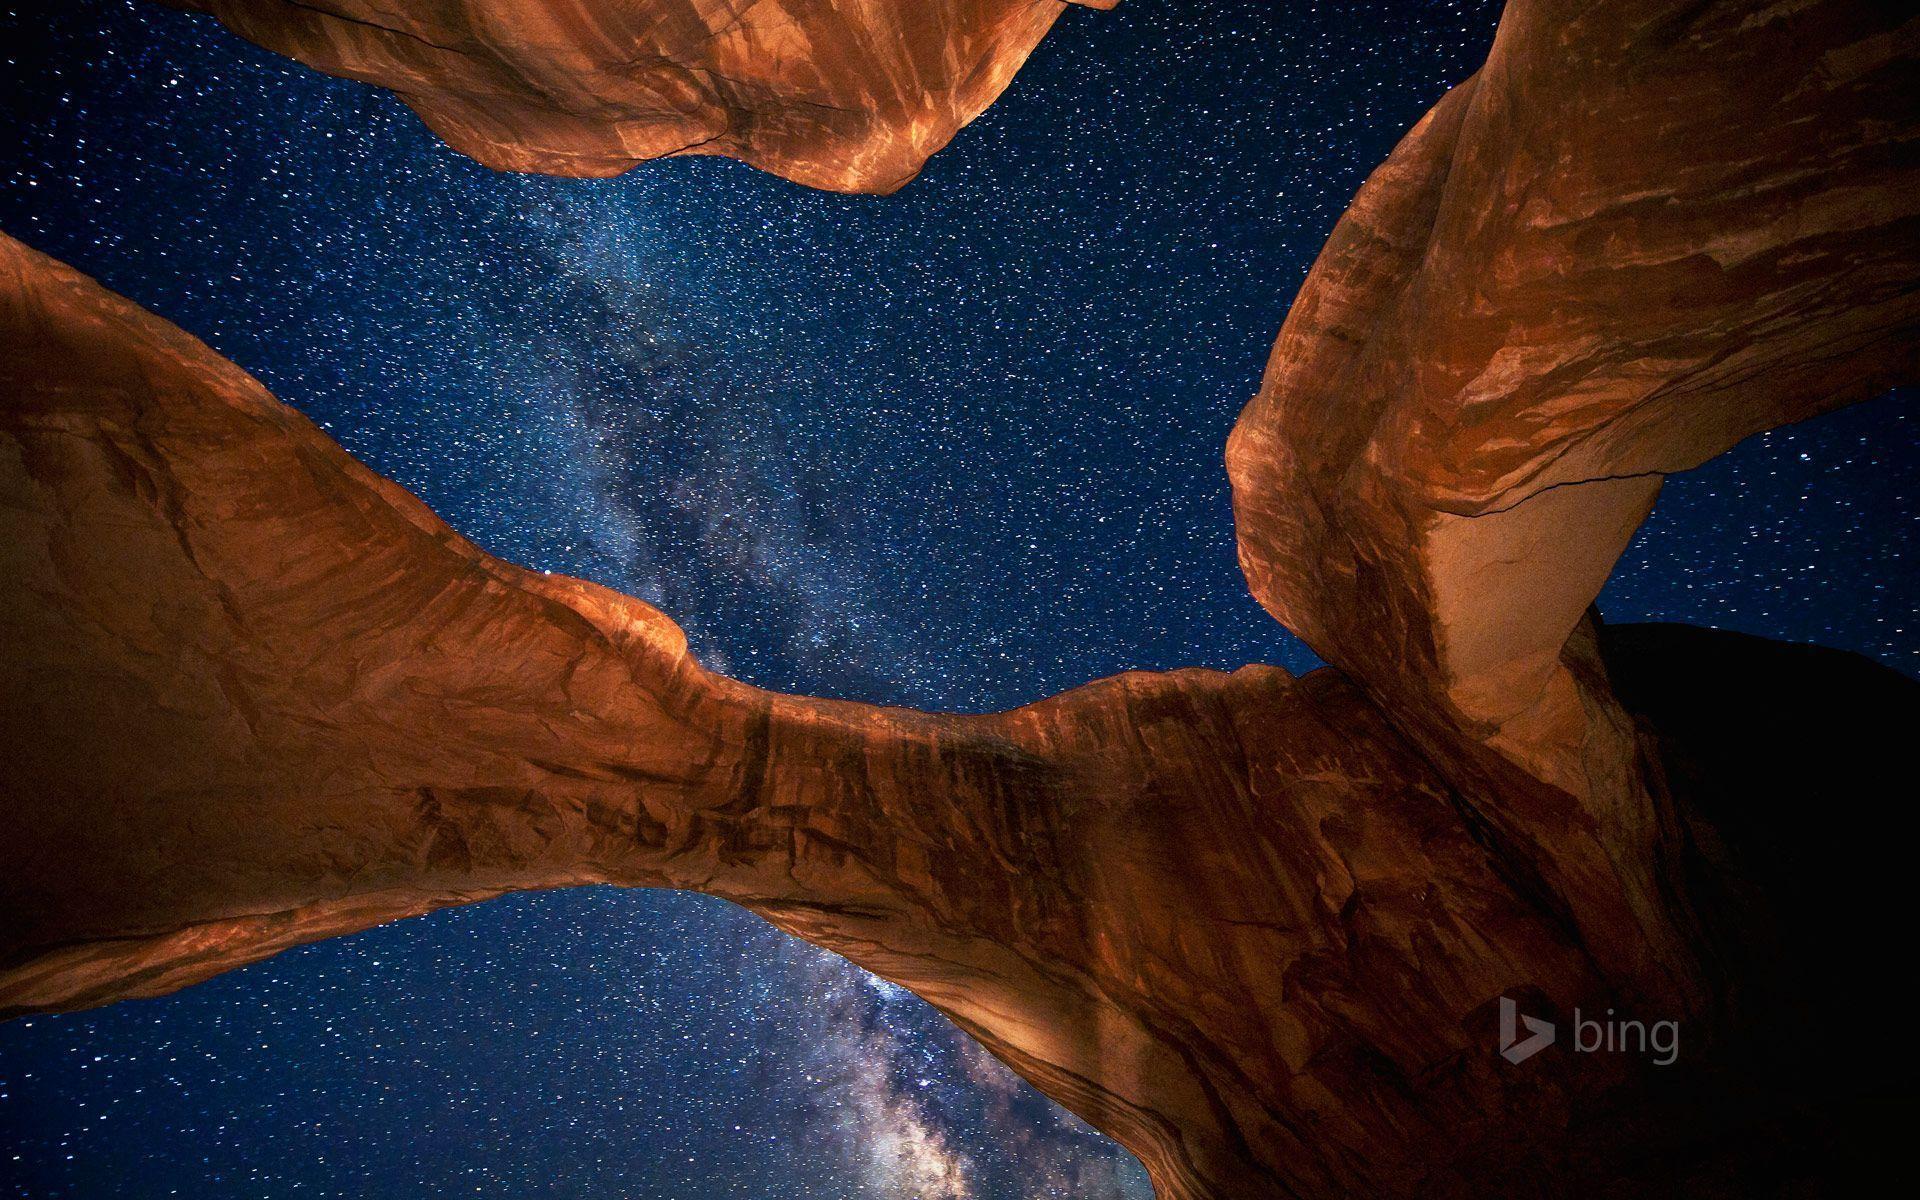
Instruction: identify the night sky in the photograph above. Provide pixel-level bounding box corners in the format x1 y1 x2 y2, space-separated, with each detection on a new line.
2 1 1914 1197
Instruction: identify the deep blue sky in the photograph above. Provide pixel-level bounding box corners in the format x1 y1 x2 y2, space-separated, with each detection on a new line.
2 1 1914 1197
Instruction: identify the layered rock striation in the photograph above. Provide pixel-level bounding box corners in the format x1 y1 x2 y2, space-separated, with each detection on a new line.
5 0 1919 1197
0 232 1618 1196
1227 0 1919 1013
163 0 1115 191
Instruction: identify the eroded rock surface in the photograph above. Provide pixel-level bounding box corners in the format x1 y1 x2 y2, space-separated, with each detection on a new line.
163 0 1114 191
0 231 1621 1197
5 1 1920 1197
1227 0 1919 1008
3 222 1914 1196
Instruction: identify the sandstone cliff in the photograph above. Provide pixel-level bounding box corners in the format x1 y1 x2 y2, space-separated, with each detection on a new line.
0 229 1909 1196
163 0 1115 191
0 231 1605 1196
1228 0 1919 1015
5 0 1919 1196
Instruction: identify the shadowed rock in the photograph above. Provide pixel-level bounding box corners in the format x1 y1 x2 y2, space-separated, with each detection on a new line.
162 0 1115 192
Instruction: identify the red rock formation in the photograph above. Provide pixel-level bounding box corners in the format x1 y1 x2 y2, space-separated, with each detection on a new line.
0 238 1910 1197
161 0 1115 192
0 231 1608 1197
5 0 1919 1197
1227 0 1919 1012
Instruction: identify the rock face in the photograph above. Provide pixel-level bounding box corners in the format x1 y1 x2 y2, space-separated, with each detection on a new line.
4 1 1919 1198
0 232 1608 1197
162 0 1114 192
1227 0 1919 1013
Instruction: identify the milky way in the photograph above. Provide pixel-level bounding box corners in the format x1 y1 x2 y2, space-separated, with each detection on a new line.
2 2 1914 1197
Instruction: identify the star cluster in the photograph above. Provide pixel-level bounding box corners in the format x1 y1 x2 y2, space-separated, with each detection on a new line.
1 1 1912 1197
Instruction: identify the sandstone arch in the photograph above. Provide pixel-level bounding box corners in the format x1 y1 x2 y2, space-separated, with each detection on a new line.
5 1 1919 1195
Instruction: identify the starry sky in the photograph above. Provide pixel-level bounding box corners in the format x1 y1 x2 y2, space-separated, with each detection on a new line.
1 1 1914 1197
